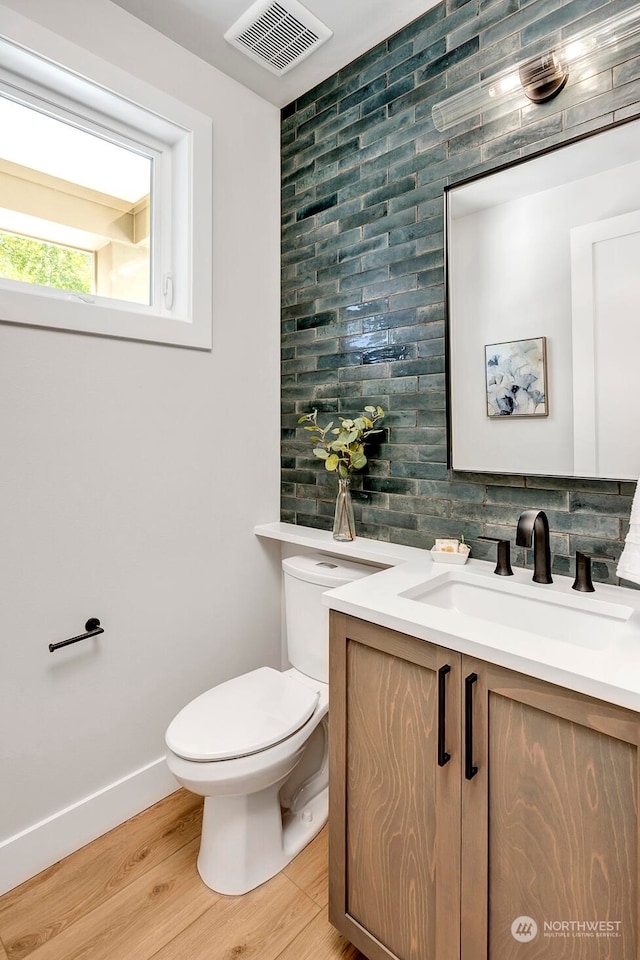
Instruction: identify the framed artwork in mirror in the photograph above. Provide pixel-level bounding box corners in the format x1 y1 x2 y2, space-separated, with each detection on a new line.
484 336 548 418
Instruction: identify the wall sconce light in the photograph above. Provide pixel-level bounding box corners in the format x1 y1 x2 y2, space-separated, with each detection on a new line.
432 1 640 132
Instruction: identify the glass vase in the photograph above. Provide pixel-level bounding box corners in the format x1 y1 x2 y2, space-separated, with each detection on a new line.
333 475 356 541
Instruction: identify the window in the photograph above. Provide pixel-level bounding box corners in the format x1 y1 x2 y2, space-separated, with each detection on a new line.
0 33 212 348
0 96 151 304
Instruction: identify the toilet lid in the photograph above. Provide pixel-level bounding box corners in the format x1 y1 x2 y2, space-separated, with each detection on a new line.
165 667 320 761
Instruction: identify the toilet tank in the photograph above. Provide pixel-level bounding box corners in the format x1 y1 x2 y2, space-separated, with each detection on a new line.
282 554 375 683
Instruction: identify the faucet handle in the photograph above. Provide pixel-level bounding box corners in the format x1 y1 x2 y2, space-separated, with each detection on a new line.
571 551 615 592
478 536 513 577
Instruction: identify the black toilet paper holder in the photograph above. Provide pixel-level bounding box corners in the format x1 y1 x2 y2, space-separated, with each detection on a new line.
49 618 104 653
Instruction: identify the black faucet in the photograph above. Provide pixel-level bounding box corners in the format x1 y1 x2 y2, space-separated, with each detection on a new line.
516 509 553 584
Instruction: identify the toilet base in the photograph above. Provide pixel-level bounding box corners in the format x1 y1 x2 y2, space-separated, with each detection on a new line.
197 783 328 895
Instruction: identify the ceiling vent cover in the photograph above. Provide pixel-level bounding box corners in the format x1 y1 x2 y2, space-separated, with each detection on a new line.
225 0 332 76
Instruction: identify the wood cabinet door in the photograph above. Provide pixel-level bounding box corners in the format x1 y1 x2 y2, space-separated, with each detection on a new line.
461 658 640 960
329 613 462 960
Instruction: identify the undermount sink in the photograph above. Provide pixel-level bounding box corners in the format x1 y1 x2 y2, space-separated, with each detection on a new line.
400 569 634 650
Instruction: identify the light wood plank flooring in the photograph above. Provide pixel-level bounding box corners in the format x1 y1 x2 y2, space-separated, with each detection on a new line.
0 790 364 960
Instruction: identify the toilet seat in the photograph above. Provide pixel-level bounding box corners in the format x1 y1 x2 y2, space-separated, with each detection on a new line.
165 666 320 762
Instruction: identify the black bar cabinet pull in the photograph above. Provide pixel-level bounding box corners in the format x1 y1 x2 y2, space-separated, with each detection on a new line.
437 664 451 767
465 672 478 780
49 618 104 653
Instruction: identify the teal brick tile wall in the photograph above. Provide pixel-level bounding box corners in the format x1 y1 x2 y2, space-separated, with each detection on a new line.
281 0 640 586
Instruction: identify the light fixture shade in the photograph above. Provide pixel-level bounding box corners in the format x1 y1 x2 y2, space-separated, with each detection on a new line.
431 66 526 132
432 1 640 132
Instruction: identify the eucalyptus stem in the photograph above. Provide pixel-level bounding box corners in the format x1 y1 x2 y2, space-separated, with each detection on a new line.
297 405 385 475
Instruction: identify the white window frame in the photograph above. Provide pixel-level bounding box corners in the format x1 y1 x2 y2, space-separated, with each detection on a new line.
0 32 212 349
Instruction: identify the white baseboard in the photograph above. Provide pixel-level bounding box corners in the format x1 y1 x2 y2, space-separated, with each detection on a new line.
0 756 178 896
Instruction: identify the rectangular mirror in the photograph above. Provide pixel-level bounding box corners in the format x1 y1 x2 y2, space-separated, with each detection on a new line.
446 116 640 481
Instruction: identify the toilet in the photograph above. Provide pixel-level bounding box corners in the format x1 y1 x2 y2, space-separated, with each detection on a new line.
165 553 373 895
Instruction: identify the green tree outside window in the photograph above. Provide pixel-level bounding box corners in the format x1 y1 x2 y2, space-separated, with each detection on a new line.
0 231 94 294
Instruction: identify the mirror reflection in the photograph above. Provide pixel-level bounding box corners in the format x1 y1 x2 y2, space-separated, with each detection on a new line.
446 117 640 480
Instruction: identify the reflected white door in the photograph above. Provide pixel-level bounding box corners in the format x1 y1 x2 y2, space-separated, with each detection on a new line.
571 209 640 479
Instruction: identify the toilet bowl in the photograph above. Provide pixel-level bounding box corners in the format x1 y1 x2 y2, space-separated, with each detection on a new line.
165 554 373 895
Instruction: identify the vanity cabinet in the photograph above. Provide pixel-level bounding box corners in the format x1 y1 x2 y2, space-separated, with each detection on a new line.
328 612 640 960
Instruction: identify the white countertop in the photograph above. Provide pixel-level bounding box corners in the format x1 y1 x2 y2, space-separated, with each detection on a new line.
255 522 640 713
254 521 417 566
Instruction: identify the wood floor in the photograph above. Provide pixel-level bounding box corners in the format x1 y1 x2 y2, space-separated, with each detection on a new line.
0 790 364 960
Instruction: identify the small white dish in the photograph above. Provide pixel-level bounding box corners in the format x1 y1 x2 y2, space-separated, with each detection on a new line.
431 546 470 565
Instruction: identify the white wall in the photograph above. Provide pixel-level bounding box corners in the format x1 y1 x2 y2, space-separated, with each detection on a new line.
0 0 281 893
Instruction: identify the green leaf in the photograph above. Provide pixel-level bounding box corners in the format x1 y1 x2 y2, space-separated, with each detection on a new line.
299 405 385 477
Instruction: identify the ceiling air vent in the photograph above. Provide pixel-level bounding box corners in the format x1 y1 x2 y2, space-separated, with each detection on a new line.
225 0 332 76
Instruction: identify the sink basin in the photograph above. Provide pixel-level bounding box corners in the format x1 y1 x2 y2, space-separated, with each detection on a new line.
401 570 634 650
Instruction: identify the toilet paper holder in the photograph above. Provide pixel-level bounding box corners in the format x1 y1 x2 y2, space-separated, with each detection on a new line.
49 618 104 653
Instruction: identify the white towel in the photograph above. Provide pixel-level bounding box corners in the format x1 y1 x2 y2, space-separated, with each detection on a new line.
617 478 640 585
